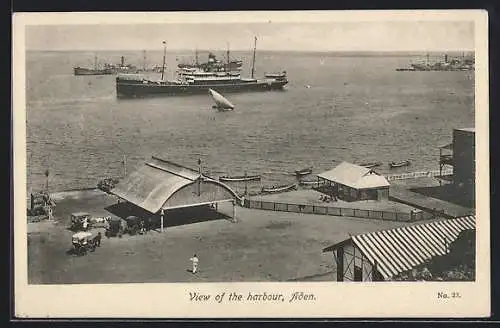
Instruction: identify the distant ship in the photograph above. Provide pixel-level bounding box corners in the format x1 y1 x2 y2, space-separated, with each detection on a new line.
74 55 113 76
115 37 289 98
74 56 139 76
396 53 475 72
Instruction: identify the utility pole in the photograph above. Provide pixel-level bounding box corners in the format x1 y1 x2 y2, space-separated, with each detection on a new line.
44 169 50 193
197 158 202 197
122 154 127 177
114 144 127 178
244 170 248 196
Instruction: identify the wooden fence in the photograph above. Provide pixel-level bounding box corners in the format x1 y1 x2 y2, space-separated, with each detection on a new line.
243 199 433 222
385 169 453 181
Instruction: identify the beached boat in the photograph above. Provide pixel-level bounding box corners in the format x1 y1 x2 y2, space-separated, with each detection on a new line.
389 160 411 168
261 183 297 193
294 167 313 176
209 88 235 111
299 180 320 186
219 175 261 182
359 162 382 169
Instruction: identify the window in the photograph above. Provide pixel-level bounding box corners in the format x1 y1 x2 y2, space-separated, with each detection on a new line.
354 265 363 281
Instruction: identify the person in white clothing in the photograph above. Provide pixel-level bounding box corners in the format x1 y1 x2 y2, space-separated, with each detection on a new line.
82 217 89 231
190 254 199 274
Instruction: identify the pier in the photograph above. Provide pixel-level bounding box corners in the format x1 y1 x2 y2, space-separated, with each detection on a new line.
389 185 474 218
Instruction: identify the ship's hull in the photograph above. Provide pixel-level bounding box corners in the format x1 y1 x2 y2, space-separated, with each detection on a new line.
116 78 288 98
74 67 114 76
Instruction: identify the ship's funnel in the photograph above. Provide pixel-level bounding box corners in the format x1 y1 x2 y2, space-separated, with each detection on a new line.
121 56 125 66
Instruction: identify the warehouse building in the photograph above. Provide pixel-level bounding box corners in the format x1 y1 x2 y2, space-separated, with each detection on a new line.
316 161 390 201
111 156 241 231
322 215 475 281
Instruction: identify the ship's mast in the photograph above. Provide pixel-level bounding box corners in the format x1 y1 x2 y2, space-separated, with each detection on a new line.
161 41 167 81
251 36 257 79
143 50 147 71
94 55 98 70
227 43 230 73
195 47 199 66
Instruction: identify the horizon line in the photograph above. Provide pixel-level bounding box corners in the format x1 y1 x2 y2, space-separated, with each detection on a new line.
27 48 476 53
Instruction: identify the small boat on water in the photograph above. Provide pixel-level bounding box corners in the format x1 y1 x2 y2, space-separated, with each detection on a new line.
209 88 235 111
359 162 382 169
295 167 313 176
219 175 261 182
389 160 411 168
261 183 297 193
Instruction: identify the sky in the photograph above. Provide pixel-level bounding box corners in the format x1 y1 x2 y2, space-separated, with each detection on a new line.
25 21 475 52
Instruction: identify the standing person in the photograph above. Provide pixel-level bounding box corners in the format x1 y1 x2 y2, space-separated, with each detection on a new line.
190 254 199 274
94 232 102 247
82 217 89 231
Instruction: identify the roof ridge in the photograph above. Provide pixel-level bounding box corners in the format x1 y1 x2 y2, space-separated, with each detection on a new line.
145 161 199 181
150 155 199 173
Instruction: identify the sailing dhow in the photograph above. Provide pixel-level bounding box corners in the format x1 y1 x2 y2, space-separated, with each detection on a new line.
209 88 235 111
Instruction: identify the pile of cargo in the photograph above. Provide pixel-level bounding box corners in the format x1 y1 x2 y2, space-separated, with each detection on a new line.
27 191 55 222
97 177 120 193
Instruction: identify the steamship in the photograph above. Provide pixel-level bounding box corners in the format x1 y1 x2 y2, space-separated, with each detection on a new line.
74 56 138 76
115 38 288 98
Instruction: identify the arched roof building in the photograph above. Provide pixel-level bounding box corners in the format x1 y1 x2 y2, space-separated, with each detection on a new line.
111 156 240 214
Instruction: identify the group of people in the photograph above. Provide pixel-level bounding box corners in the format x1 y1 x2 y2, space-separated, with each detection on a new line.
319 194 338 202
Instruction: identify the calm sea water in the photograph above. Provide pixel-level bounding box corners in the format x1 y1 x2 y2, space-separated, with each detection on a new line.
26 50 474 195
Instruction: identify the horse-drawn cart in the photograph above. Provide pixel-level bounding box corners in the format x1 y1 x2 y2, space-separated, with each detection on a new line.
70 212 92 231
71 231 98 256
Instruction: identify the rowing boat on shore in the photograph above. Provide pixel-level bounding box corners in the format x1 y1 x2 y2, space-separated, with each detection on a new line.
389 160 411 168
219 175 261 182
261 183 297 193
294 167 313 176
299 180 320 186
359 162 382 169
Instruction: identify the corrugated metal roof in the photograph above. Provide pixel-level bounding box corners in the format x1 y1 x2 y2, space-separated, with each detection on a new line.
455 127 475 133
323 215 475 280
148 156 200 180
111 157 200 213
317 161 390 189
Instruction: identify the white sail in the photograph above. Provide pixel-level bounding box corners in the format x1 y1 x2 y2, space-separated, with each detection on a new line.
208 88 235 111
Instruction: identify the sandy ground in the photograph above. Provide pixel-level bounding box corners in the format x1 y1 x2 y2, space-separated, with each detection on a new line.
249 189 416 213
27 190 412 284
